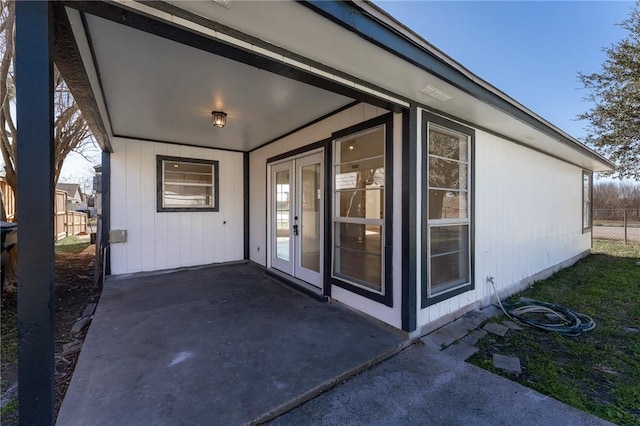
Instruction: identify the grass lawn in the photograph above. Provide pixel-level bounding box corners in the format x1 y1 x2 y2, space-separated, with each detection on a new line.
55 234 90 254
469 240 640 425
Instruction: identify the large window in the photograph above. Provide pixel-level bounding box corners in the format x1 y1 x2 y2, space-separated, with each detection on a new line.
583 171 592 232
157 156 219 212
423 113 474 306
332 123 387 297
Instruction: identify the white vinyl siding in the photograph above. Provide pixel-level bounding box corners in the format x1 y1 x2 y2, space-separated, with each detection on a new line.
417 111 591 332
110 138 244 275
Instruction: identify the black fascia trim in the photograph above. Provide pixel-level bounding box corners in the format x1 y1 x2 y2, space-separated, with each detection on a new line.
401 107 417 332
77 10 113 149
62 1 403 114
113 134 245 154
300 1 611 169
52 4 111 151
156 155 220 212
421 111 475 308
323 141 333 298
244 152 250 260
266 139 328 164
328 113 394 307
102 151 111 276
251 101 360 154
15 1 56 423
416 103 591 172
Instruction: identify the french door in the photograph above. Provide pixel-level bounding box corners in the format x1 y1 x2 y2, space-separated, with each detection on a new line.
270 151 324 288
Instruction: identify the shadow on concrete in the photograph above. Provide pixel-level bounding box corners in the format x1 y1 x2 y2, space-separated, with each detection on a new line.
57 263 407 425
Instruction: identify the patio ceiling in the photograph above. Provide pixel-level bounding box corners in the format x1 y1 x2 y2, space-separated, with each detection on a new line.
80 12 354 152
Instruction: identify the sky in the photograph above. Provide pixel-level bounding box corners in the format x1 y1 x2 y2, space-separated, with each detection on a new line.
374 0 634 141
60 1 635 185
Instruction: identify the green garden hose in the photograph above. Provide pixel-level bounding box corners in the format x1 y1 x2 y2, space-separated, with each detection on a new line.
488 277 596 337
503 299 596 337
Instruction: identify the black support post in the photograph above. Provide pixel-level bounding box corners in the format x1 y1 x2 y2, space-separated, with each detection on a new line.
15 1 56 424
102 151 111 275
243 152 249 260
402 107 418 332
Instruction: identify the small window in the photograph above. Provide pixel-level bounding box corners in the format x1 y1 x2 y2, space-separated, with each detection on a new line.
157 156 219 212
582 171 592 232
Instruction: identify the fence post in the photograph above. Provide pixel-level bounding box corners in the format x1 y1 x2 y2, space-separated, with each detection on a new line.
624 209 628 245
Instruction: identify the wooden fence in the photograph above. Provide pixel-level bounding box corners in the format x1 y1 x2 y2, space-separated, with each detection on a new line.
0 177 16 221
65 211 87 237
1 183 86 239
55 190 67 239
54 190 87 239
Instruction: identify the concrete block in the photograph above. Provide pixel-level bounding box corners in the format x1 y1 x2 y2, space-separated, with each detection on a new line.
443 343 478 361
462 312 485 328
425 328 458 348
71 317 91 336
460 329 487 346
474 305 502 320
419 336 444 351
82 303 97 319
483 322 510 337
442 317 477 341
0 383 18 410
503 320 524 331
493 354 521 375
62 339 83 356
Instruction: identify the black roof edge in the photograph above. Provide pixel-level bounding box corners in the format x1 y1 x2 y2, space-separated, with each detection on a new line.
300 0 614 170
53 3 112 153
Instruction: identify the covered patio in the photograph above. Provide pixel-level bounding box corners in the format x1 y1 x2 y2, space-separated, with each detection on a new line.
56 263 408 425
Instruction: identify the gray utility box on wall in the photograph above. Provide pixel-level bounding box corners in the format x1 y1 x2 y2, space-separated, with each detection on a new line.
109 229 127 244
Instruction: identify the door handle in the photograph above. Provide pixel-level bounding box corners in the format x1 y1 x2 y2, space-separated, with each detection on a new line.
293 224 299 236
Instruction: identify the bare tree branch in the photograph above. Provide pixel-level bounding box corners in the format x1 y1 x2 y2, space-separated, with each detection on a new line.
0 1 97 217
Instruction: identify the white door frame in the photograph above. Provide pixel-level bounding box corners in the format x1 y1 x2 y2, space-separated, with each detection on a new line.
268 149 324 288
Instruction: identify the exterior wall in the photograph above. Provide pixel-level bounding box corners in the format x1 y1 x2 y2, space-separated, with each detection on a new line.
110 137 244 275
249 103 404 329
416 113 591 331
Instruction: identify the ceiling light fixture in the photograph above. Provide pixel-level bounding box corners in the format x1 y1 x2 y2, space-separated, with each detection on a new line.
211 111 227 128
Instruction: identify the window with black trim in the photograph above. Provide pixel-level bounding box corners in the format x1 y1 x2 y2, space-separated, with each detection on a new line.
582 171 592 232
157 156 219 212
329 113 393 307
333 125 385 293
423 113 474 307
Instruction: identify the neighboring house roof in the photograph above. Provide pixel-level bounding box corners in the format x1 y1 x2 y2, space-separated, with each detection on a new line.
56 183 83 202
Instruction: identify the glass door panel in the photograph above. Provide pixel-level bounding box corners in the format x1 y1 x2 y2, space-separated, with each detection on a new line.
275 169 291 262
300 163 321 273
270 151 323 288
271 161 293 276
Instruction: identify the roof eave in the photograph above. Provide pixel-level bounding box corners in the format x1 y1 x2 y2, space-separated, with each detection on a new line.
301 0 614 171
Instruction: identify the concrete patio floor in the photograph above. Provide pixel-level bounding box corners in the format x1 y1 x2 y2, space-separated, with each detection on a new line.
271 344 610 426
58 263 610 426
56 263 407 425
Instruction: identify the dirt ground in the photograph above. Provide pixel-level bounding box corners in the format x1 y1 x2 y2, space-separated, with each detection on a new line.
1 242 102 423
